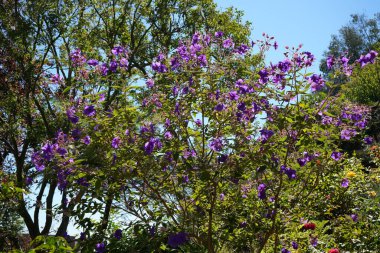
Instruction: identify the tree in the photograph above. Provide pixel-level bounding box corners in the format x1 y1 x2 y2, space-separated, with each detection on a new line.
320 13 380 74
0 0 251 243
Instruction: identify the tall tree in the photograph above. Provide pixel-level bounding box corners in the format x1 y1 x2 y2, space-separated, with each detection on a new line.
0 0 251 242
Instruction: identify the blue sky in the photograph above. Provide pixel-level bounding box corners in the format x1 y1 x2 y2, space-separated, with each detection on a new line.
217 0 379 73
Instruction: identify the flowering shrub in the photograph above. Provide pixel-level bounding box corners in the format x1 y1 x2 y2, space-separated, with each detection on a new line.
28 31 379 252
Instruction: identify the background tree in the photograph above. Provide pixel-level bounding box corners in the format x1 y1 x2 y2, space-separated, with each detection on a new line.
320 13 380 74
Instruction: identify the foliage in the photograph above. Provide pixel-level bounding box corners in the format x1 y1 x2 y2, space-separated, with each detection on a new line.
27 30 379 252
1 1 380 252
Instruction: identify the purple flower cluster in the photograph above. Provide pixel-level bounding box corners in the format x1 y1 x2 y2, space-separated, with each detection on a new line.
87 59 99 66
358 50 378 67
95 242 106 253
307 74 325 92
50 74 62 83
297 152 316 167
326 55 335 69
111 137 121 149
83 105 96 117
280 165 297 179
168 232 188 248
66 107 79 124
209 137 224 152
144 137 162 155
70 48 86 66
257 183 267 200
363 136 373 145
114 229 122 240
259 129 274 143
331 151 342 161
340 129 357 140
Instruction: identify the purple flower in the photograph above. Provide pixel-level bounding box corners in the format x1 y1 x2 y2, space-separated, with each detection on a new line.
25 176 33 185
341 56 349 66
237 102 246 111
220 193 225 201
198 54 207 67
111 46 125 55
281 248 290 253
358 50 378 67
114 229 122 240
79 232 86 241
41 143 55 161
204 34 211 45
214 104 225 112
109 61 118 72
144 137 161 155
341 178 349 188
66 107 79 124
165 118 171 128
280 165 297 179
183 149 197 159
310 237 318 247
50 74 62 83
83 136 91 145
76 177 90 187
277 59 292 72
229 90 239 100
355 120 366 129
297 157 307 167
303 51 315 66
215 31 224 38
71 128 81 141
257 183 266 200
171 57 181 70
259 129 274 143
95 242 106 253
152 61 167 73
292 241 299 250
307 74 325 92
322 116 333 125
87 59 99 66
120 58 129 67
164 131 173 139
98 93 106 102
223 38 234 48
350 214 358 222
149 225 156 236
239 221 248 228
340 129 355 140
218 154 228 163
83 105 96 117
209 137 223 152
236 44 249 54
70 48 86 66
326 55 334 69
112 137 121 149
56 147 67 157
273 41 278 50
168 232 188 248
146 78 154 88
331 151 342 161
98 63 108 76
258 69 269 84
192 32 200 44
363 136 373 145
